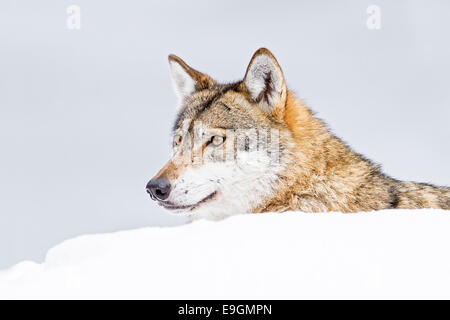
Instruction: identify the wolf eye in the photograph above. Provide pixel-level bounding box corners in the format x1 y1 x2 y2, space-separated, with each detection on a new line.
210 135 225 146
173 135 182 147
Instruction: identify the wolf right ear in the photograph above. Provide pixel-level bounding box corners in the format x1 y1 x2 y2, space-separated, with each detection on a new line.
242 48 287 119
168 55 214 107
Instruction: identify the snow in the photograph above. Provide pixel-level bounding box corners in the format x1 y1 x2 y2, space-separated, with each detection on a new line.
1 209 450 299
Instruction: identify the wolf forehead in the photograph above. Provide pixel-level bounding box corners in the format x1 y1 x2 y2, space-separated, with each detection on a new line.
172 83 274 134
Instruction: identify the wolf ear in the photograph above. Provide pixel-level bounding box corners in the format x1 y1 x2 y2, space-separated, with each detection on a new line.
168 54 214 106
242 48 287 119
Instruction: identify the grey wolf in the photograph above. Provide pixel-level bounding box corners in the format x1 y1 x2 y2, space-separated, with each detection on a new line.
146 48 449 220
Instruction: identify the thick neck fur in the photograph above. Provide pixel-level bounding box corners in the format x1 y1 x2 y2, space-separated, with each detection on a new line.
255 91 450 213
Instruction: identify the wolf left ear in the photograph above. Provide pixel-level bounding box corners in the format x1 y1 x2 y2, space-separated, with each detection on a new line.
242 48 287 119
168 54 214 107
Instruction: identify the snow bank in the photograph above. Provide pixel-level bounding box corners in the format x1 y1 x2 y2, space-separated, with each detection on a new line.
1 209 450 299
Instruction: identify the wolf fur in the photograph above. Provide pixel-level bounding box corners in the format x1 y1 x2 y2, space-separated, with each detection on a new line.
147 48 449 220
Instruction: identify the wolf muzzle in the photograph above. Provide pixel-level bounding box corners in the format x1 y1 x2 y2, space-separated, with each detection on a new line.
146 177 171 201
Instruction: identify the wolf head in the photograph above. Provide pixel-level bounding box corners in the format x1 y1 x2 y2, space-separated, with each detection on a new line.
146 48 296 220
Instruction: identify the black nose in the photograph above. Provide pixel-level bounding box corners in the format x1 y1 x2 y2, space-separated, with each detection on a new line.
146 178 171 201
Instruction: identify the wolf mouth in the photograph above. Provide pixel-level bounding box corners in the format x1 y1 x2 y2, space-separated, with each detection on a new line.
159 191 218 211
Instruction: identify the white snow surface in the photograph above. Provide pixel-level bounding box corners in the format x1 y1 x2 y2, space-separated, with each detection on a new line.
1 209 450 299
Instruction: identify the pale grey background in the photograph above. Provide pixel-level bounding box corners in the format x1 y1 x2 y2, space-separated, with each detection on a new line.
0 0 449 268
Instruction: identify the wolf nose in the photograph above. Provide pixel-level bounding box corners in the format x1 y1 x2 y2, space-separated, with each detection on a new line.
146 178 171 201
